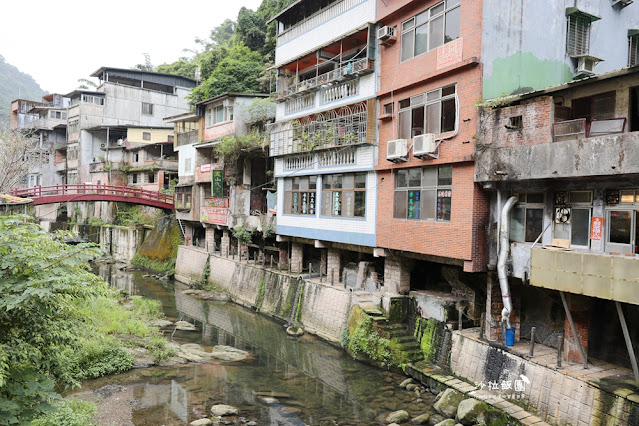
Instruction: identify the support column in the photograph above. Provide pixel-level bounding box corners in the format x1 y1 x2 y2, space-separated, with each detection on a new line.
563 293 590 364
290 242 303 273
184 223 193 246
320 250 327 275
383 256 411 295
204 224 215 253
221 229 230 256
278 243 289 270
486 272 521 342
327 248 341 284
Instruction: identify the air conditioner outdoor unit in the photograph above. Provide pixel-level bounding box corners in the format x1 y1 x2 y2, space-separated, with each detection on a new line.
377 26 396 41
386 139 408 161
413 133 437 157
100 143 106 149
576 56 599 75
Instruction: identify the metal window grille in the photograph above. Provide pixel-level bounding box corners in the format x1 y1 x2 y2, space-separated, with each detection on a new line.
567 15 590 56
630 35 639 67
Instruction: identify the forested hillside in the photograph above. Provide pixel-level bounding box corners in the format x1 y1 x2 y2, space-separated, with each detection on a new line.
0 55 46 124
152 0 295 104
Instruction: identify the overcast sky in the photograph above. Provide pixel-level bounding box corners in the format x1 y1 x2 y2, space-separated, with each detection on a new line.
0 0 264 94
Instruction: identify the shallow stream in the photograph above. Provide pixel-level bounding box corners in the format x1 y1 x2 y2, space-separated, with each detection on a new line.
69 266 436 425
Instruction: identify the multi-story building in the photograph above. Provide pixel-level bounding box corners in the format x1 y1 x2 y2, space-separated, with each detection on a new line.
10 94 69 188
268 0 379 283
475 1 639 365
167 93 272 251
65 67 196 185
374 0 487 317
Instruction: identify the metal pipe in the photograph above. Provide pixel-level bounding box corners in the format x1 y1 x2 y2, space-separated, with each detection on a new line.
616 302 639 381
529 327 536 357
560 291 588 369
498 196 518 329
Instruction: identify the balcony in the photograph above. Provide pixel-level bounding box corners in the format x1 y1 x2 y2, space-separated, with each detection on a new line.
269 101 372 157
176 130 198 147
530 248 639 305
55 161 66 172
275 58 374 102
475 130 639 182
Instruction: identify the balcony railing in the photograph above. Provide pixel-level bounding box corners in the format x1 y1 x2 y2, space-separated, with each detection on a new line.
276 0 365 45
552 117 626 142
275 57 373 102
269 102 368 156
176 130 198 147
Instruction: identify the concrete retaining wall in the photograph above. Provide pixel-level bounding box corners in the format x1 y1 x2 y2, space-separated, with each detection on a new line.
450 331 639 426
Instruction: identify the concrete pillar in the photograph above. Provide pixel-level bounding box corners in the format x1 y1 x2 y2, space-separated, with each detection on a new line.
279 243 289 270
320 250 327 275
290 242 303 273
327 248 341 283
383 257 411 295
184 223 193 246
204 224 215 253
563 294 591 363
221 229 230 256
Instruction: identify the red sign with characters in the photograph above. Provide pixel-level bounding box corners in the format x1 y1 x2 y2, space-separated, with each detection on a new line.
203 198 229 208
201 207 228 225
590 217 603 241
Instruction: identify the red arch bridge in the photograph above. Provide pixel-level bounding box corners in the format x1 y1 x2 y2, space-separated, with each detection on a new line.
10 184 175 210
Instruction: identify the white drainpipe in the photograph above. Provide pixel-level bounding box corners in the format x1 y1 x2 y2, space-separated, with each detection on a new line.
498 196 518 329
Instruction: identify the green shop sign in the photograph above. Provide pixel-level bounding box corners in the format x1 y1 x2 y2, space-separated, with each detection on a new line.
212 170 223 197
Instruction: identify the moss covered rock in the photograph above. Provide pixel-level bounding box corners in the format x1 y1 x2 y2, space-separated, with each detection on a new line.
433 388 465 418
455 398 487 425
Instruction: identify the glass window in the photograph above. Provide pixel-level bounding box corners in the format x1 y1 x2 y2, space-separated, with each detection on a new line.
394 165 452 221
321 173 366 218
609 210 632 244
398 85 457 138
285 176 316 215
571 208 590 247
401 0 460 61
510 192 545 242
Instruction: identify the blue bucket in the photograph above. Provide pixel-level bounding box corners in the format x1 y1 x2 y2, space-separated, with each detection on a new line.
505 327 516 346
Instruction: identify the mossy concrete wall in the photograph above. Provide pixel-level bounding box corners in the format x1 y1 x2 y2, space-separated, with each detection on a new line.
136 216 181 265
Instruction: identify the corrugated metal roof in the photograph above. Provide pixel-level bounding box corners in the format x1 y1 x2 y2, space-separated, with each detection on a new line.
90 67 197 88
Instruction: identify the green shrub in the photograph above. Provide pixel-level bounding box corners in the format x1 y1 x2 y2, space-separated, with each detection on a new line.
73 339 133 381
31 398 96 426
147 335 177 364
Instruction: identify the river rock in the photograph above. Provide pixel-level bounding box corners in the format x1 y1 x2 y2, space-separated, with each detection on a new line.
411 413 430 424
182 289 205 295
387 410 410 423
433 420 455 426
210 345 249 361
210 404 238 416
433 388 464 418
178 344 215 362
286 325 304 337
406 383 418 391
174 320 197 331
399 378 415 388
455 398 486 425
189 419 212 425
203 291 229 301
152 319 173 328
259 396 279 405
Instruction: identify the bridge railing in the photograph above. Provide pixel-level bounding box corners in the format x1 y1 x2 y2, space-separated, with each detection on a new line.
10 184 174 205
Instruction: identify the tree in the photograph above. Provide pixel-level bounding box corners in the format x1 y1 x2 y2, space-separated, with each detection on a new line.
133 53 155 72
0 125 40 193
0 216 105 423
156 58 198 79
75 78 97 90
189 43 263 104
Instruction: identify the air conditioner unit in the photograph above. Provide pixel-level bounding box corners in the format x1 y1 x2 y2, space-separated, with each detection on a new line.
555 207 571 224
576 56 600 75
377 26 396 41
386 139 408 161
100 143 106 149
413 134 437 157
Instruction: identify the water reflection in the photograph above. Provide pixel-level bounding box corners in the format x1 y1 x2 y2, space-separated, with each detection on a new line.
75 268 434 425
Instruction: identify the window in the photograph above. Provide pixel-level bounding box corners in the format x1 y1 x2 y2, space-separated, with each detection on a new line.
175 186 192 211
398 85 456 139
553 191 592 248
565 9 599 56
81 94 105 105
168 135 174 143
401 0 461 61
321 173 366 218
394 165 452 221
284 176 317 215
510 193 545 243
133 152 139 162
50 111 66 119
68 119 79 134
143 132 151 141
383 103 394 115
185 158 192 173
629 32 639 67
205 103 234 127
507 116 523 130
131 173 138 184
148 173 155 184
142 102 154 115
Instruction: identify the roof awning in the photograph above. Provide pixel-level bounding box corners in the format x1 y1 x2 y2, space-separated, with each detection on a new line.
629 29 639 37
565 7 601 22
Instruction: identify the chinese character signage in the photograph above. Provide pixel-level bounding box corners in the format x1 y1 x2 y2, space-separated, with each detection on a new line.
408 191 420 219
437 37 463 70
590 217 603 241
200 164 212 173
201 207 228 225
211 170 223 197
203 198 229 208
